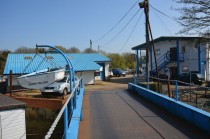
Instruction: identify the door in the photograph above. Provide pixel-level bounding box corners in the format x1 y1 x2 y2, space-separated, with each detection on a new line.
170 67 177 80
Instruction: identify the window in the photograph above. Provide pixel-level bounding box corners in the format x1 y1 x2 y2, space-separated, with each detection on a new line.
156 49 160 55
24 56 32 60
182 66 189 72
46 56 53 59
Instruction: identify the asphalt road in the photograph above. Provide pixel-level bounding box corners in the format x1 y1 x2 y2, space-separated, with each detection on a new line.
78 76 209 139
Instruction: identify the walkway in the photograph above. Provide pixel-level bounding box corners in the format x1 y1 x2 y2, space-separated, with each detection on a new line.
78 76 209 139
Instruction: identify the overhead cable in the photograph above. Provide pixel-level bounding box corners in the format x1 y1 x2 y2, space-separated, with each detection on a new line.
101 9 140 47
93 0 140 42
149 4 202 34
119 11 143 53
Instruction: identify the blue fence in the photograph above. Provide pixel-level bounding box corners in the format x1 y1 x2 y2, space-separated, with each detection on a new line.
128 83 210 134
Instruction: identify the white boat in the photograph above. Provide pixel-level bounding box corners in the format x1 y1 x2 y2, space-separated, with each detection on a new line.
17 68 65 89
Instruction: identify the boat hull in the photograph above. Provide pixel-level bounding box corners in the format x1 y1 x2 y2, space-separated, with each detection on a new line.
17 69 65 89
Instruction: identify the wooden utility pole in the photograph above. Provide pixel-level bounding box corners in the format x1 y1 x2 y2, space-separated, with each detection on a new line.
139 0 150 88
98 45 100 53
90 39 92 50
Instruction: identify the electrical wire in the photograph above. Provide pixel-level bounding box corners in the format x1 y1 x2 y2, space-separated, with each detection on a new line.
149 4 203 34
101 9 140 47
93 0 140 42
150 8 174 36
119 11 143 53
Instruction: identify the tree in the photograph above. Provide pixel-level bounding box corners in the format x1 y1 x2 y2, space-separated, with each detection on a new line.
0 50 10 74
14 47 45 53
174 0 210 34
122 52 136 70
107 53 126 70
67 47 80 53
14 47 36 53
83 48 97 53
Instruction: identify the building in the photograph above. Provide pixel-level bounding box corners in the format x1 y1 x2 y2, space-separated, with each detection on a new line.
0 95 26 139
3 53 111 85
132 36 210 80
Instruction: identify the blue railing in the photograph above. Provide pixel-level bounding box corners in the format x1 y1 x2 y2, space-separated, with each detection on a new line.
45 77 84 139
151 52 184 73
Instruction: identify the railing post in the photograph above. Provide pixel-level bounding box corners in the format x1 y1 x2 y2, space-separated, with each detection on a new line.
74 90 77 109
64 107 68 139
175 80 178 101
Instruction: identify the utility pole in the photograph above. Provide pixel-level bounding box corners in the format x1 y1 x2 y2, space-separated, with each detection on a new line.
98 45 100 53
139 0 150 88
90 39 92 50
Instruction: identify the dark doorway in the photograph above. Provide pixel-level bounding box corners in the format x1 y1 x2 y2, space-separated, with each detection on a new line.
170 67 177 80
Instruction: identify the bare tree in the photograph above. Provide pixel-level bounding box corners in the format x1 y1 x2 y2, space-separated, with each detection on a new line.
174 0 210 34
83 48 97 53
67 47 80 53
14 47 36 53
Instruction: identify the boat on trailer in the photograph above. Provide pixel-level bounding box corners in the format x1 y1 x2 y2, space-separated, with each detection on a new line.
17 68 65 89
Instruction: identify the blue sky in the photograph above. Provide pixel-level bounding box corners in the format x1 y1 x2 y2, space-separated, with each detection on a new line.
0 0 187 53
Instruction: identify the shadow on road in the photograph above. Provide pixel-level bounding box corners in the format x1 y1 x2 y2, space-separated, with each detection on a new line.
109 75 134 84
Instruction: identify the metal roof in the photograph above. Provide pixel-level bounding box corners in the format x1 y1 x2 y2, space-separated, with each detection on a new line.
3 53 109 74
132 36 203 50
0 95 26 111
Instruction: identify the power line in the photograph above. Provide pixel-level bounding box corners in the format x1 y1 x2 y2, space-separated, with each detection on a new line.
100 9 140 47
151 8 174 36
93 0 140 42
149 4 203 34
119 11 143 53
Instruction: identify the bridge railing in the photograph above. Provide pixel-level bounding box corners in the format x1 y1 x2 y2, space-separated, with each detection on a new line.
45 77 84 139
133 75 210 111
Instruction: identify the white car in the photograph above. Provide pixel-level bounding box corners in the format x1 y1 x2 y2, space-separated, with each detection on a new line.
40 76 79 96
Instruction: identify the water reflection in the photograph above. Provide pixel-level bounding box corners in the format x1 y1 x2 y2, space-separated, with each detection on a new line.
26 107 64 139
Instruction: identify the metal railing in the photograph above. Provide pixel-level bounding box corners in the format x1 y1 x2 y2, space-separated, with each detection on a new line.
134 75 210 112
45 77 83 139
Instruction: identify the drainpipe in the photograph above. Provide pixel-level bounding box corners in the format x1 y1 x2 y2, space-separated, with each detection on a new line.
198 43 202 74
176 39 180 78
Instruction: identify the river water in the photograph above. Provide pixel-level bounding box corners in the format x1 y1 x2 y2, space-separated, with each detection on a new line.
25 107 64 139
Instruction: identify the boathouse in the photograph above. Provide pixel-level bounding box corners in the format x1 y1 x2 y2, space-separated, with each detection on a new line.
0 95 26 138
132 36 210 80
3 53 111 85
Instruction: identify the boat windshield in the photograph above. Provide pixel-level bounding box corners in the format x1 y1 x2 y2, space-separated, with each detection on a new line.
57 77 68 82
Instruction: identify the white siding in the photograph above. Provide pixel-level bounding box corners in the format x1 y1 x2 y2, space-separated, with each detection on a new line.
151 40 207 76
7 75 19 86
83 71 95 84
0 109 26 139
104 62 110 78
75 71 95 84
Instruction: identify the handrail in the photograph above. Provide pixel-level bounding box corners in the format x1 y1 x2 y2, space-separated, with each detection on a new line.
44 77 82 139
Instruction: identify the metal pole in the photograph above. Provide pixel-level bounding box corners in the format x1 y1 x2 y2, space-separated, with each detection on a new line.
9 70 12 97
145 0 150 89
175 80 178 101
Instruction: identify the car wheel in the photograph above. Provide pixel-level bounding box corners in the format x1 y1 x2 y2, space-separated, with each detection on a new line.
63 88 67 96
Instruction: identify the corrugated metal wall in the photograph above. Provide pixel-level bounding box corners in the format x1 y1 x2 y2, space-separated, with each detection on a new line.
82 71 95 84
0 109 26 139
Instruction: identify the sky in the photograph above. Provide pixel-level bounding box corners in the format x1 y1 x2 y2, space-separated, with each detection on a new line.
0 0 188 53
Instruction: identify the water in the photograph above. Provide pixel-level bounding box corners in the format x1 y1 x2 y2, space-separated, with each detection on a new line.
25 107 64 139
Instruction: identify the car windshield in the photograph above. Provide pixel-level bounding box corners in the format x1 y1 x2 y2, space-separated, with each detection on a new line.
197 74 204 78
